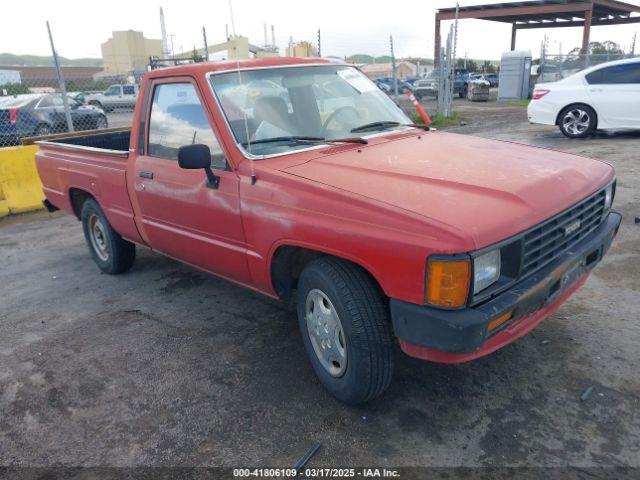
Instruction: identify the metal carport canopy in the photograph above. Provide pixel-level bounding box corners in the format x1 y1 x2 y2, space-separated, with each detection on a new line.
434 0 640 64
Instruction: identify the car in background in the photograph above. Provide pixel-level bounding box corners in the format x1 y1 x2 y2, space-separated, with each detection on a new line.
85 84 139 112
376 77 412 94
374 79 391 93
0 93 108 145
528 57 640 138
70 90 103 105
482 73 499 87
404 76 420 87
413 68 469 99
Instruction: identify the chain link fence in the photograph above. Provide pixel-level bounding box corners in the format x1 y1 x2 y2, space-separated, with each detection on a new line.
535 52 638 84
0 64 137 148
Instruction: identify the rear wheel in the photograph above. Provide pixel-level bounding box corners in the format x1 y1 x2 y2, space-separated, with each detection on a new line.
81 198 135 274
297 257 394 405
558 104 596 138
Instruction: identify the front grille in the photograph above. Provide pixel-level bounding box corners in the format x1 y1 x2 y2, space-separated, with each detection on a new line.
521 189 606 276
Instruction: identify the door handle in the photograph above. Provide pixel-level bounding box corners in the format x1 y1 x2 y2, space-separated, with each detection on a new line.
139 171 154 179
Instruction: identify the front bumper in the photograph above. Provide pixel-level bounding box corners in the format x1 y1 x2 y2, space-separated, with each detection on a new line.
391 211 622 363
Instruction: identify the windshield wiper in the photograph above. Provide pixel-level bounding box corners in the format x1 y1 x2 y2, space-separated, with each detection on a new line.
350 121 430 133
242 135 368 147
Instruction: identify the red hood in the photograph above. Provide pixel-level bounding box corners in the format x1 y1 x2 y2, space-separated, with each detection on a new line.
283 132 613 248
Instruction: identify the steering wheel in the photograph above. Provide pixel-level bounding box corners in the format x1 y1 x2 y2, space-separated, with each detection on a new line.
321 106 361 138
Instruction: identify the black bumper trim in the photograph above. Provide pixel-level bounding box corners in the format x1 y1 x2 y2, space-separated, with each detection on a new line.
390 211 622 354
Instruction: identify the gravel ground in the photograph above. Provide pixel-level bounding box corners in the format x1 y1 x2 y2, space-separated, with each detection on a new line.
1 101 639 475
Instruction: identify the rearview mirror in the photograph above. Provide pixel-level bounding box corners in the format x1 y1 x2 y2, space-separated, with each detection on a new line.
178 144 220 189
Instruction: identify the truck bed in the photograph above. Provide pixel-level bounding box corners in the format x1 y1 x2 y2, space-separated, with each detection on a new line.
35 127 142 245
38 129 131 155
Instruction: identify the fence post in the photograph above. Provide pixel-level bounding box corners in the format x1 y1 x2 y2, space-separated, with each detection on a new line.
46 21 74 133
390 35 398 99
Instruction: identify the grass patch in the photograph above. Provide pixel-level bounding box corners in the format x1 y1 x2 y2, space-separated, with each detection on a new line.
509 99 530 107
412 111 465 128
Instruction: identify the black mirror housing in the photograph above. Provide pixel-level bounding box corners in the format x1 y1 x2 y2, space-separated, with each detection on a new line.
178 144 211 169
178 144 220 189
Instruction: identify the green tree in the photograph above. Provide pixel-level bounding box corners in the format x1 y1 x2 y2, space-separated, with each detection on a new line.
456 58 478 72
0 82 30 95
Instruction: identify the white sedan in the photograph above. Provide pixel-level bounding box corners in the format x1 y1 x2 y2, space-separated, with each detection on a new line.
527 57 640 138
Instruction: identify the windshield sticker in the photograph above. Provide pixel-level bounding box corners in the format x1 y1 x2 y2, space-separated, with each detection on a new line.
337 69 376 93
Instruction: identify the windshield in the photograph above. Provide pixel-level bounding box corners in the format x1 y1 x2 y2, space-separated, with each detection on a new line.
209 65 410 156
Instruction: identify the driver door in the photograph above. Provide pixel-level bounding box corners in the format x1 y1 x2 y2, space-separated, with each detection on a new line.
129 77 251 284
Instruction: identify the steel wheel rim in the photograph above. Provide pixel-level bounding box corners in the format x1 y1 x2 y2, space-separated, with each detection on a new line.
88 214 109 262
563 109 590 135
305 289 347 377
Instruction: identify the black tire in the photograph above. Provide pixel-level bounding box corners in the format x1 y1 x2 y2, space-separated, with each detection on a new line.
81 198 135 274
297 257 393 405
558 104 597 139
459 86 468 98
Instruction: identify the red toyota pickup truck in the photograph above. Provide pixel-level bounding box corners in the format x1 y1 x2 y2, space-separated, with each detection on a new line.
36 58 621 404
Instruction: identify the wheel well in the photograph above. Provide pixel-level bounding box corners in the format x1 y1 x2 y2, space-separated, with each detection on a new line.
556 103 598 128
69 188 94 219
270 246 385 301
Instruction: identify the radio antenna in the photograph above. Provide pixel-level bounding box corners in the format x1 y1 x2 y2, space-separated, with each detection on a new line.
228 0 256 184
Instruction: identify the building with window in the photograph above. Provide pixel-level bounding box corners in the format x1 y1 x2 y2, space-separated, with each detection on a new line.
101 30 163 75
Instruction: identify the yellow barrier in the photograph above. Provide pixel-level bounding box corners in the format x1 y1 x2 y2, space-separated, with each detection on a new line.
0 145 44 217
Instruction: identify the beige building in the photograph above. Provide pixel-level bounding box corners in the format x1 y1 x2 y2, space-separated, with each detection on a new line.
101 30 163 74
285 41 318 58
360 61 418 79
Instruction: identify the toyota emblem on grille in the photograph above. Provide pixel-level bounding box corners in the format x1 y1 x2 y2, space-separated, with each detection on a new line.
564 220 581 236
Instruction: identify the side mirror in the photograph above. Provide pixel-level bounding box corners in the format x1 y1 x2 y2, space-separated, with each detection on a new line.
178 144 220 189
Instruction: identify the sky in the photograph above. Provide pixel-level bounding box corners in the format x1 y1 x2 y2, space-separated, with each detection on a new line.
2 0 639 61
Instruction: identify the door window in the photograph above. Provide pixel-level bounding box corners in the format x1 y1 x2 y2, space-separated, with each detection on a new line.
123 85 135 95
105 85 121 96
147 82 226 169
586 62 640 84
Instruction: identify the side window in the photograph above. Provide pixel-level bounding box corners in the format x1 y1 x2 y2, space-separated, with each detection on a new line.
123 85 135 95
586 63 640 84
147 82 226 169
105 85 121 96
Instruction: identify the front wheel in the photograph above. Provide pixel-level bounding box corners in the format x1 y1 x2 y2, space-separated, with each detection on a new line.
81 198 135 274
297 257 394 405
558 105 596 138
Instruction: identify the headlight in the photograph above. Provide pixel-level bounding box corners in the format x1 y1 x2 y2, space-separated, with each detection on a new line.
473 249 501 293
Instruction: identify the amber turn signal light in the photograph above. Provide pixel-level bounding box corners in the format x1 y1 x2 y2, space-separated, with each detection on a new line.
425 258 471 308
488 310 513 332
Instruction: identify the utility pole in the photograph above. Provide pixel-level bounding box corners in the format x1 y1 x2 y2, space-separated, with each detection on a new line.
202 26 209 61
46 21 73 133
390 35 398 99
631 32 637 55
169 34 176 58
317 29 321 57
